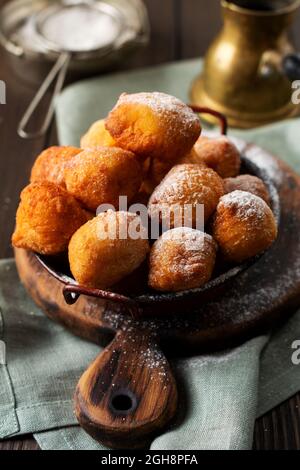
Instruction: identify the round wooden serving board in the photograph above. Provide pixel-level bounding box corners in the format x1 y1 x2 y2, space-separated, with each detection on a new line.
15 141 300 449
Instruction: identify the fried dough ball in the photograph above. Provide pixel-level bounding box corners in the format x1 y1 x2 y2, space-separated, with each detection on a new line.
142 157 174 194
212 190 277 263
69 211 150 289
64 147 142 212
148 164 224 228
148 227 217 292
80 119 116 149
12 182 90 255
142 149 209 196
105 92 201 162
140 147 208 195
224 174 270 205
192 136 241 178
30 146 81 187
177 147 208 166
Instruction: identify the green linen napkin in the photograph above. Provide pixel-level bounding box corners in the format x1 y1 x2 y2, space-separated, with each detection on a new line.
1 261 300 450
1 59 300 450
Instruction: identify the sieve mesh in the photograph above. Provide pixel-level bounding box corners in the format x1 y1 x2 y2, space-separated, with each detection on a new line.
35 2 121 53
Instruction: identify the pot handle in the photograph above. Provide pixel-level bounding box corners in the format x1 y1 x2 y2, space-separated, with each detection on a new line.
189 105 228 135
18 52 70 139
282 53 300 82
74 328 178 448
62 284 141 318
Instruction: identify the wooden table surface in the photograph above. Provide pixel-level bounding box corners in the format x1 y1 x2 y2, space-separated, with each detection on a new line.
0 0 300 451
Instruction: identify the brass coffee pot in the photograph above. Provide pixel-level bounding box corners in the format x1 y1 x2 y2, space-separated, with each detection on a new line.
191 0 300 128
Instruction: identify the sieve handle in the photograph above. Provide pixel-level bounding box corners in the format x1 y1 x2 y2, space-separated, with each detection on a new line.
18 52 71 139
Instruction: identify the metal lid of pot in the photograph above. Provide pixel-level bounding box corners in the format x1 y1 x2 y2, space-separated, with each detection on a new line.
0 0 149 60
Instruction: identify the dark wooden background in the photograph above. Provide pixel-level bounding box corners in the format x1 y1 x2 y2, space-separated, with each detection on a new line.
0 0 300 450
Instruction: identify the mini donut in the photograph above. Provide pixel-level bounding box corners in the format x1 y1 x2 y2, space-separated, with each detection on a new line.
80 119 116 149
12 182 91 255
30 146 81 187
142 157 174 195
142 148 209 196
177 147 208 167
192 136 241 178
68 211 150 289
148 164 224 228
212 190 277 263
64 147 142 212
105 92 201 162
148 227 217 292
224 174 270 205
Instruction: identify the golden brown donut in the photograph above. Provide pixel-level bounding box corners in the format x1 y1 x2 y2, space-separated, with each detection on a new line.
140 148 208 196
148 164 224 228
12 182 90 255
68 211 150 289
141 157 174 194
148 227 217 292
80 119 116 149
105 92 201 162
223 174 270 205
64 147 142 212
30 146 81 187
142 149 209 196
192 136 241 178
177 147 208 166
212 190 277 263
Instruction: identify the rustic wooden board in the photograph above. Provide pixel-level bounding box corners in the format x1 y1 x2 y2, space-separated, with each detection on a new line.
14 144 300 448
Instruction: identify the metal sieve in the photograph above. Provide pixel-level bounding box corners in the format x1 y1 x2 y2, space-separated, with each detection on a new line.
0 0 150 139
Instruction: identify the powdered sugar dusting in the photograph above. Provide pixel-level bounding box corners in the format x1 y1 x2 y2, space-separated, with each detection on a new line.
219 190 270 221
245 145 282 186
157 227 214 253
150 228 217 289
117 92 199 131
149 164 223 207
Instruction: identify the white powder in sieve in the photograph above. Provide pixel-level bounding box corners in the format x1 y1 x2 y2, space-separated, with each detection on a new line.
39 5 120 52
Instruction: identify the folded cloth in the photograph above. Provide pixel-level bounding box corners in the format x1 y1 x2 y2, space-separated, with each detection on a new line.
1 261 300 450
1 59 300 450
